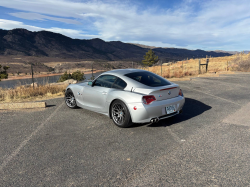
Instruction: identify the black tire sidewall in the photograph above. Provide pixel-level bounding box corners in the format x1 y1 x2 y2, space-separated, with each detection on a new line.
111 100 132 128
65 89 78 109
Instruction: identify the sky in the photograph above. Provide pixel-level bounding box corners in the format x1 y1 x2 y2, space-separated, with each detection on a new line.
0 0 249 51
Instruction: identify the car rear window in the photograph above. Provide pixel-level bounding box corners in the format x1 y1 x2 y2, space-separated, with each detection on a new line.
125 71 171 87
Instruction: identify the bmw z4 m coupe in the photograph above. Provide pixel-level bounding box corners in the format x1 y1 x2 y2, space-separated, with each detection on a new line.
65 69 185 128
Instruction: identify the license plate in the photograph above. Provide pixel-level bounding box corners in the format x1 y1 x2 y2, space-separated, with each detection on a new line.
166 105 176 114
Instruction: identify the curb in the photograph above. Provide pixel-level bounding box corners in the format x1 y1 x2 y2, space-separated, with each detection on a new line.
197 74 220 77
0 102 47 110
169 78 191 81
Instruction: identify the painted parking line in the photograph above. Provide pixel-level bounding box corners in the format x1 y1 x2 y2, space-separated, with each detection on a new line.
0 102 64 172
192 78 250 88
181 86 241 106
166 127 183 144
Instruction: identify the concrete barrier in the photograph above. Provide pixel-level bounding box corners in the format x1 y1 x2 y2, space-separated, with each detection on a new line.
0 102 47 110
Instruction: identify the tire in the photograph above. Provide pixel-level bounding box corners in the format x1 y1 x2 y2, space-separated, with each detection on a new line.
65 89 78 109
111 100 133 128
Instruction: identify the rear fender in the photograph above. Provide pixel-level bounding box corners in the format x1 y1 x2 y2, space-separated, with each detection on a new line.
106 90 143 121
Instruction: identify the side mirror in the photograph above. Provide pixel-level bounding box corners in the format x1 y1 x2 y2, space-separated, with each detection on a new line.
88 81 93 86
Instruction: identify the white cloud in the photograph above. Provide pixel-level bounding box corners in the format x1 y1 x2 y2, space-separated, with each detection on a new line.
0 19 98 39
9 12 82 25
0 0 249 50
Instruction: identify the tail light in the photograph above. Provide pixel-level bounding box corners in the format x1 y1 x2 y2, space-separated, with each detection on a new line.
179 89 183 96
142 95 156 105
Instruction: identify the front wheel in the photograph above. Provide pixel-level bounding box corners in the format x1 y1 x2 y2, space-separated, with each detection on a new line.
65 89 78 109
111 100 133 128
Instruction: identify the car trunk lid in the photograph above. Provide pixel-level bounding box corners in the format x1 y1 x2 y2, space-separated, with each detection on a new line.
133 85 180 101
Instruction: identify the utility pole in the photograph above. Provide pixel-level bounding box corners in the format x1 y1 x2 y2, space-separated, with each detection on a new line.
31 64 34 89
132 61 133 69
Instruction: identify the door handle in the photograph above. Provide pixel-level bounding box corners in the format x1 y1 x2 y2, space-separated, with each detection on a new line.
102 91 107 95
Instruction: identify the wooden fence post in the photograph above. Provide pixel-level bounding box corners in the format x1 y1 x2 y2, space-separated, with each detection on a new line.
199 59 201 74
161 60 162 76
182 60 183 77
173 65 175 77
206 59 209 73
31 64 34 89
91 63 94 80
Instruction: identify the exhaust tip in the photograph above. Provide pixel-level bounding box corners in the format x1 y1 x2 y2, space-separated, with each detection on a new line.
150 117 159 123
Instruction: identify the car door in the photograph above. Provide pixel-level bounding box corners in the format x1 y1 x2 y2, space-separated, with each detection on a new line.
82 75 117 112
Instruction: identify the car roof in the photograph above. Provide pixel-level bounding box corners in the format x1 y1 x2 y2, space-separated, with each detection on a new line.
100 69 154 89
103 69 146 76
96 68 175 90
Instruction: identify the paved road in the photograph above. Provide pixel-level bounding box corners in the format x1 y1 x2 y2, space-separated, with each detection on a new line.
1 73 250 186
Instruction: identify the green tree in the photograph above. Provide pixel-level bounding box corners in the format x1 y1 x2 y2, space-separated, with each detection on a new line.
142 49 159 66
58 70 86 82
71 70 85 82
57 71 72 82
0 65 10 81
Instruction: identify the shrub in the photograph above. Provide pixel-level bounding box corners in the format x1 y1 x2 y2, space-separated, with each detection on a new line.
0 65 10 81
58 71 71 82
58 70 85 82
71 70 85 82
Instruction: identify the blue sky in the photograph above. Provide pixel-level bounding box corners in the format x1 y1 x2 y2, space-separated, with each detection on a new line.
0 0 249 51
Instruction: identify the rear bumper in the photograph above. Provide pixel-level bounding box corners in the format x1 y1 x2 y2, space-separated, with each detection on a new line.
127 96 185 123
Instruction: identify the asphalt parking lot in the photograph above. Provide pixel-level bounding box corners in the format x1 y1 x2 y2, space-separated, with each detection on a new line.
1 73 250 186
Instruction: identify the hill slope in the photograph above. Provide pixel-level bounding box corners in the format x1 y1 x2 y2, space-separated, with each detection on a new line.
0 28 232 61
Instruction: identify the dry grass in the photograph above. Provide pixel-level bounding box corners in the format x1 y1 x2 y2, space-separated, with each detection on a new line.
144 53 250 78
0 84 67 103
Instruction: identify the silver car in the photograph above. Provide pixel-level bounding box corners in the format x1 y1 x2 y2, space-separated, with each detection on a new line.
65 69 185 128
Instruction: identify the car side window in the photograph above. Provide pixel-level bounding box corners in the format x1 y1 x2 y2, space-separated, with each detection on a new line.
112 78 127 90
94 75 117 88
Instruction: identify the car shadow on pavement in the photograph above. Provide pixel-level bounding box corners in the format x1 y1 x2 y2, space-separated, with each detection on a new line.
131 98 211 128
46 105 56 108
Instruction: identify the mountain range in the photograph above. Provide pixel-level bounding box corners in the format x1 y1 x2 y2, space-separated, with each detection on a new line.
0 28 232 62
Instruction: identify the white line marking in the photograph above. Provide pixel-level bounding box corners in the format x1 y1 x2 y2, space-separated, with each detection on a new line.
192 78 249 88
182 86 241 106
166 127 182 143
0 102 64 172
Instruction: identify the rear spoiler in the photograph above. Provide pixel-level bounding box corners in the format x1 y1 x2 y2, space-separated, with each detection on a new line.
132 86 179 95
159 87 178 91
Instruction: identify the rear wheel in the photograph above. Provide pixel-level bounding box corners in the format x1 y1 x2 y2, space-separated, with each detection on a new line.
65 89 78 109
111 100 133 128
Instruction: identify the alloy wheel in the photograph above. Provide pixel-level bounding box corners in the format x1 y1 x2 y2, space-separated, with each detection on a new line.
65 91 76 108
112 103 126 125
